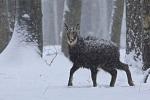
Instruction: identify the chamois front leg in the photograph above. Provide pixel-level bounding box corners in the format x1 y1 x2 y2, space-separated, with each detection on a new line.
144 70 150 83
90 67 98 87
144 74 149 83
68 64 79 86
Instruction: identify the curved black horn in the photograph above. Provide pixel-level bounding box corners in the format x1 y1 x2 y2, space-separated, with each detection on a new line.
64 23 69 31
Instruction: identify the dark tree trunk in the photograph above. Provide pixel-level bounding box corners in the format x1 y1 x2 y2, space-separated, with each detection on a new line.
6 0 16 34
16 0 43 56
126 0 143 67
32 0 43 55
0 0 10 53
142 0 150 71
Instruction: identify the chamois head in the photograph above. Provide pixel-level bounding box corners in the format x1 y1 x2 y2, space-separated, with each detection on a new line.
64 24 80 46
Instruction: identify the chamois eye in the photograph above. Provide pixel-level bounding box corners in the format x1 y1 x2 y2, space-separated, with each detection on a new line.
67 32 70 38
73 32 76 35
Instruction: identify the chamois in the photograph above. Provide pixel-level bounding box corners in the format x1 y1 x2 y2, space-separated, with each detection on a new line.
65 24 134 87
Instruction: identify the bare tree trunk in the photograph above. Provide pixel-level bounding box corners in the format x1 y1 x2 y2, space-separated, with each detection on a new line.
126 0 143 68
0 0 10 53
6 0 16 34
32 0 43 56
98 0 110 39
80 0 92 37
42 0 64 46
57 0 65 43
42 0 54 45
53 0 59 44
142 0 150 72
111 0 124 46
107 0 113 30
61 0 82 57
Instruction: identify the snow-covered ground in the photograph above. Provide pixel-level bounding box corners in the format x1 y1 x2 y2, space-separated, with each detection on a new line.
0 45 150 100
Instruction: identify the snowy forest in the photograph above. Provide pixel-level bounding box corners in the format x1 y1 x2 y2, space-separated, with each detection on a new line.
0 0 150 100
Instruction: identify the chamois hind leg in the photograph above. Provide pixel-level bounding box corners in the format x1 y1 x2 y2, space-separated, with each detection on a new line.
103 67 117 87
117 62 134 86
90 67 98 87
144 74 149 83
144 70 150 83
68 64 80 86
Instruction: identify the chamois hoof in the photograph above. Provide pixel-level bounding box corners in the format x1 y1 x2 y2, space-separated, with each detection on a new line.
93 84 97 87
68 83 73 86
129 82 134 86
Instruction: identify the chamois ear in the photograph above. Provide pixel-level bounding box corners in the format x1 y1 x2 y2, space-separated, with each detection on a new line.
76 24 80 35
64 23 69 31
76 24 80 31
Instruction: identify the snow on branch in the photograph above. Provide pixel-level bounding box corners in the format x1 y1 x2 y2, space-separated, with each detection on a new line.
43 46 59 66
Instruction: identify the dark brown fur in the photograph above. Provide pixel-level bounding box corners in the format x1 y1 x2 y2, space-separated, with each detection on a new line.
65 24 134 87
